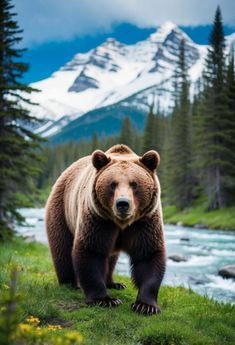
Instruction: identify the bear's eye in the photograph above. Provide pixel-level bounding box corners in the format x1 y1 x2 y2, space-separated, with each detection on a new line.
130 181 138 190
110 181 117 191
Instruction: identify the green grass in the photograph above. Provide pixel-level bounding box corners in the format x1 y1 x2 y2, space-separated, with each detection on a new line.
163 204 235 230
0 238 235 345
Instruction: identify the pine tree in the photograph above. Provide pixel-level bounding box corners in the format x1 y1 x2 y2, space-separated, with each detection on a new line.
142 103 156 152
153 101 165 155
160 116 174 202
0 0 42 239
227 49 235 114
132 132 142 155
119 117 134 147
194 6 232 209
227 49 235 107
91 132 99 151
167 39 193 209
191 90 204 199
224 48 235 203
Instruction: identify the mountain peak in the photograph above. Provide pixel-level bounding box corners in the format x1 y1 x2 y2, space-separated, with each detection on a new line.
102 37 123 47
159 21 177 32
105 37 118 44
149 21 177 43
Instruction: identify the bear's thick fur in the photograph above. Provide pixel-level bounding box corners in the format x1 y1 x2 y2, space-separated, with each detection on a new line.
45 144 166 315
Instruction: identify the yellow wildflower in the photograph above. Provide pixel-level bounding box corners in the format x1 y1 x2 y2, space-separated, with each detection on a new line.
36 328 43 336
66 331 83 343
26 315 40 325
48 324 63 331
19 323 32 333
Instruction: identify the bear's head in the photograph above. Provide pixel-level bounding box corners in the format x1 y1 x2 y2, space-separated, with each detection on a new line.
91 145 160 229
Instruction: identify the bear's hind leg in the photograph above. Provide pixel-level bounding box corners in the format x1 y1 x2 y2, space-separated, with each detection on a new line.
106 254 126 290
46 195 76 287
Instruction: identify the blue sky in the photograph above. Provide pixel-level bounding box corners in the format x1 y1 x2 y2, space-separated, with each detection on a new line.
14 0 235 83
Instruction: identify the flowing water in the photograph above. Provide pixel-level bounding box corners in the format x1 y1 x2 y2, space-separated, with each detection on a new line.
17 208 235 304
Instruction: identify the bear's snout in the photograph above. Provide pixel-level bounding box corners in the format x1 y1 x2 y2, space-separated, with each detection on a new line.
115 198 130 218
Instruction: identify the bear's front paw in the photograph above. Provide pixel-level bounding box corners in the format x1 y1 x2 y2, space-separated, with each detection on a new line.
131 301 161 316
106 282 127 290
87 296 122 307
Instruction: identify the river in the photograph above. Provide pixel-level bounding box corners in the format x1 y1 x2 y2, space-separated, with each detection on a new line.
16 208 235 304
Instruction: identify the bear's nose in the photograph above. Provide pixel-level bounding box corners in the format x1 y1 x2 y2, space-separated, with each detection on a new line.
116 198 130 215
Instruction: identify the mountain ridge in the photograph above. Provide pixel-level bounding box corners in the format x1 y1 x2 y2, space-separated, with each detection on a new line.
27 22 234 140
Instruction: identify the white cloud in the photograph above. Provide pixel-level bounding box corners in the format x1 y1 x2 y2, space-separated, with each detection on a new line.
14 0 235 46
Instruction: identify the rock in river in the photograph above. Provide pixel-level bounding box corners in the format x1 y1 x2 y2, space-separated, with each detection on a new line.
218 265 235 279
180 237 190 242
168 254 188 262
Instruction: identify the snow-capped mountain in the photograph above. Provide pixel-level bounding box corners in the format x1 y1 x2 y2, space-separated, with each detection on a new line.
28 22 234 139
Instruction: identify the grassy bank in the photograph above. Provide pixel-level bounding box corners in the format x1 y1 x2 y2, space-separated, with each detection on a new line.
0 238 235 345
163 205 235 230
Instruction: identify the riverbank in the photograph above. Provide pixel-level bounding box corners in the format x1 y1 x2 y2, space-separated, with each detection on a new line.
164 205 235 231
0 238 235 345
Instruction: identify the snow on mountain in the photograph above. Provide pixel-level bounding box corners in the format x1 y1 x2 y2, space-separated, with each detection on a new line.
28 22 234 138
226 32 235 49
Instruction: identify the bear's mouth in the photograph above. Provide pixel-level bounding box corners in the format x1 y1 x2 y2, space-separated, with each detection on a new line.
116 212 131 220
114 208 134 223
113 213 133 230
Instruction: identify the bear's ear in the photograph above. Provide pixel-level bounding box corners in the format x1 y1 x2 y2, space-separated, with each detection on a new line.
140 150 160 171
92 150 111 170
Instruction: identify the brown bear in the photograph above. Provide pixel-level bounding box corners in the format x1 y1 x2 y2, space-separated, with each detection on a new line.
45 144 166 315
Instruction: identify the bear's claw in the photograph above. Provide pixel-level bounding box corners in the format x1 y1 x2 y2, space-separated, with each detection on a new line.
87 297 122 307
106 282 127 290
131 301 160 316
